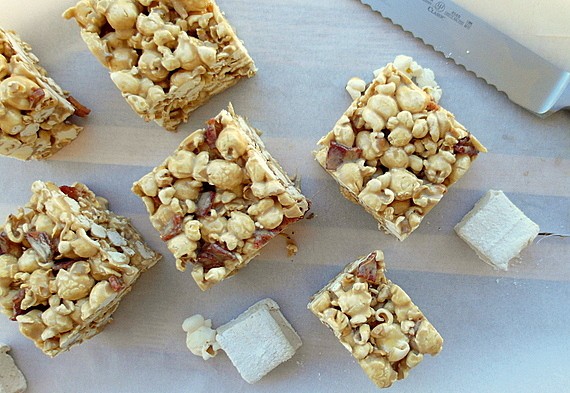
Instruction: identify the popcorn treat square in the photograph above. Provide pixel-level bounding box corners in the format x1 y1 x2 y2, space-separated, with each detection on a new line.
308 250 443 388
455 190 540 270
216 298 302 384
0 181 161 357
64 0 256 131
315 63 486 240
132 105 310 290
0 28 90 160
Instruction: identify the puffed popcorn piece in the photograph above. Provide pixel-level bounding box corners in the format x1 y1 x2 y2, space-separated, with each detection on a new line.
64 0 256 131
182 314 220 360
0 181 161 357
0 28 90 160
455 190 540 270
216 298 302 384
132 105 310 290
308 250 443 388
0 344 27 393
391 55 442 103
315 62 486 241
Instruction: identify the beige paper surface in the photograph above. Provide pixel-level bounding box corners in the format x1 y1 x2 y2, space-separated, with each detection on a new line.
0 1 569 392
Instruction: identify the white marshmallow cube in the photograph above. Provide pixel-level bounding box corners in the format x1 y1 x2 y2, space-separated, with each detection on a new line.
455 190 540 270
216 298 302 384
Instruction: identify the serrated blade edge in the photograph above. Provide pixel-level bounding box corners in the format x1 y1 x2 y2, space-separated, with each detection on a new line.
359 0 570 114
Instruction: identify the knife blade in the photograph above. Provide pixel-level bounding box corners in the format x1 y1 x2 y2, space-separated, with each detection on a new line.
359 0 570 115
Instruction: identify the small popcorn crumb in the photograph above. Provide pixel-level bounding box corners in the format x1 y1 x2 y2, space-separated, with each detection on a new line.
279 232 299 257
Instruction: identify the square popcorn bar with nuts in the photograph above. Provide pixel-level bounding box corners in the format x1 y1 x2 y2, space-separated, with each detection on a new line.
0 181 161 357
132 105 310 290
315 63 486 240
64 0 256 131
308 250 443 389
0 28 90 160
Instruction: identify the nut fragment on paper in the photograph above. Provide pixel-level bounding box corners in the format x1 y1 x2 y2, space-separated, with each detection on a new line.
0 344 27 393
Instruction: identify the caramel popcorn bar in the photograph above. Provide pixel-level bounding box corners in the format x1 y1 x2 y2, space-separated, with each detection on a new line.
64 0 256 131
315 63 486 240
455 190 540 270
133 105 309 290
0 28 90 160
308 250 443 388
216 298 302 384
0 181 161 357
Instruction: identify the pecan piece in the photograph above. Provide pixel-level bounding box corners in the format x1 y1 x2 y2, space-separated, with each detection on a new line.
251 216 302 249
252 229 274 249
67 95 91 117
196 243 236 270
52 258 75 272
160 214 184 241
356 252 380 285
59 185 88 200
426 100 440 111
108 276 125 292
0 232 21 256
326 141 362 170
453 136 479 157
205 118 223 149
195 191 216 217
28 88 45 107
25 231 54 262
11 289 26 321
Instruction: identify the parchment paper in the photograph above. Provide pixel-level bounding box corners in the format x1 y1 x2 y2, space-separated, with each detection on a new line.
0 1 569 392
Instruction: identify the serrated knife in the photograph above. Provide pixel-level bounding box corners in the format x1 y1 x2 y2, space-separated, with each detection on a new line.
359 0 570 115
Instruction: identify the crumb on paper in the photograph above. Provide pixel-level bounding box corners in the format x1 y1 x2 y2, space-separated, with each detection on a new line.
0 344 27 393
279 232 298 257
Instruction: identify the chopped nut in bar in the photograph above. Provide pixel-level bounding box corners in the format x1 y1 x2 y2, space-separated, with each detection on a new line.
308 250 443 388
315 63 486 240
132 105 310 290
0 28 90 160
0 181 161 357
63 0 256 131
